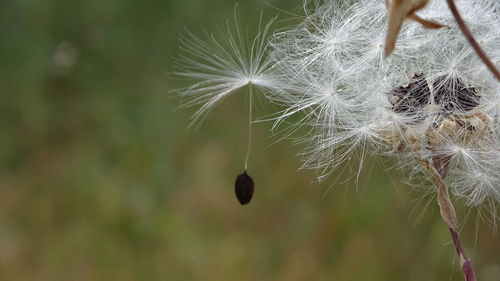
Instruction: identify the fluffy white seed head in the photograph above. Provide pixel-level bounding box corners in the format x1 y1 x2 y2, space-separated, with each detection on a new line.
176 0 500 208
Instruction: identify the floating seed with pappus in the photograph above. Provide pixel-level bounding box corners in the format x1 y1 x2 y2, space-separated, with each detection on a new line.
234 171 254 205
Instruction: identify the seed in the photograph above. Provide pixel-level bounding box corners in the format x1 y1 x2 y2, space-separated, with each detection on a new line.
388 74 480 122
432 76 480 113
389 73 430 116
235 171 254 205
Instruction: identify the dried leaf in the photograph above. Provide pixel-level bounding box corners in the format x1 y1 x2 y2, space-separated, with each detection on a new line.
416 158 458 230
408 14 447 29
385 0 420 56
385 0 444 56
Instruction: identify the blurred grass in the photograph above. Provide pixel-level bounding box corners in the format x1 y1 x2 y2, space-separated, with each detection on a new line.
0 0 498 280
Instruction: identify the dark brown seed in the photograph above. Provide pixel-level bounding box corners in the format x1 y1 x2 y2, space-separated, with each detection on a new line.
235 171 254 205
432 76 480 113
388 73 430 116
388 74 480 126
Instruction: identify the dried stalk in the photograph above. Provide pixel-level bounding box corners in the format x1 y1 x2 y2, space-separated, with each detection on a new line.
445 0 500 80
416 157 477 281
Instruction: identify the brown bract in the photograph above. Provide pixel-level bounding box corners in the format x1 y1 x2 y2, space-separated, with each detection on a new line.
385 0 446 56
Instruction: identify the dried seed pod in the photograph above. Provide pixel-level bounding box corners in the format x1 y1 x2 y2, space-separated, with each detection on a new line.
235 171 254 205
388 73 430 116
432 76 480 113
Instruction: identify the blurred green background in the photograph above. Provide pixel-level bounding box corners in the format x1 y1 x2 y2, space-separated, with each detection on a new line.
0 0 498 280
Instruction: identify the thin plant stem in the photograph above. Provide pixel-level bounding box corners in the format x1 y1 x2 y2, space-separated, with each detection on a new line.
445 0 500 80
244 84 253 171
450 228 477 281
416 157 477 281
